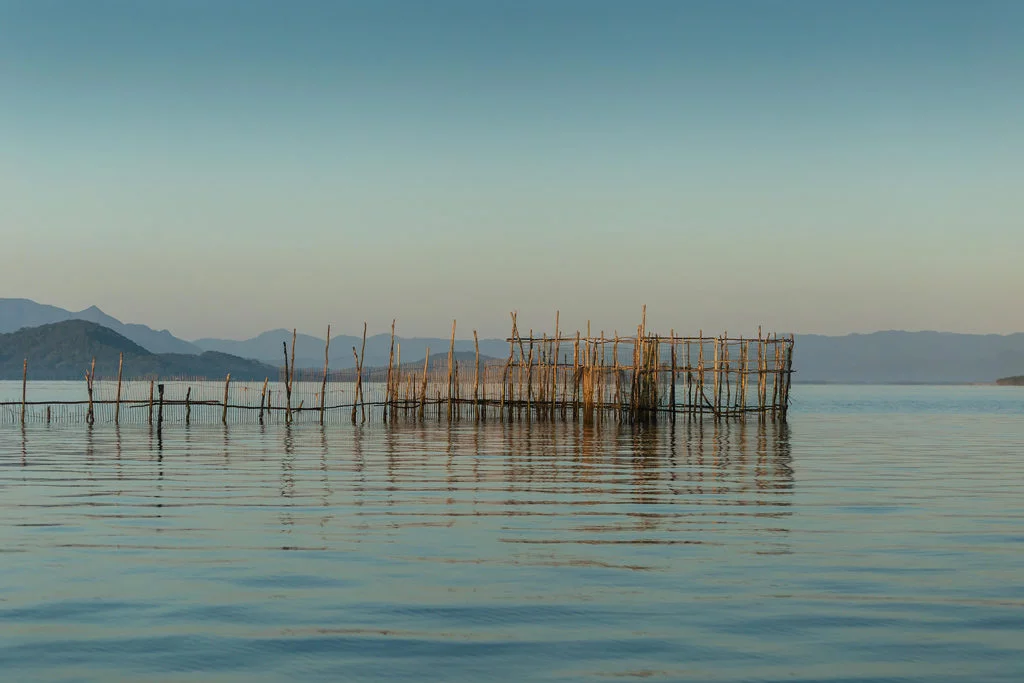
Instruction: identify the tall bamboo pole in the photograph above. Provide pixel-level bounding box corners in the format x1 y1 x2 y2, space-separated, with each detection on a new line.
86 358 96 425
114 352 124 424
157 383 164 430
473 330 480 420
259 377 268 425
148 380 154 425
551 311 560 420
185 386 192 425
283 341 293 424
670 330 677 421
321 324 332 425
447 320 456 421
21 358 27 424
419 346 429 421
222 373 231 425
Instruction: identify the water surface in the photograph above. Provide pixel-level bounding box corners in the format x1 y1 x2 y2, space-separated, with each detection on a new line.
1 386 1022 681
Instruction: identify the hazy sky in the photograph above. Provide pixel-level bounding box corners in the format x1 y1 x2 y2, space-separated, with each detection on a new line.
2 1 1022 340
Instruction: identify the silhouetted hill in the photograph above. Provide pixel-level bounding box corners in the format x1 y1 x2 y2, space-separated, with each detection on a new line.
0 321 275 380
194 330 511 369
996 375 1024 386
794 331 1024 383
0 298 200 354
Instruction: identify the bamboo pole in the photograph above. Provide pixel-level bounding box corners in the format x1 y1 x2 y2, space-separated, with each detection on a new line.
21 358 27 424
473 330 480 420
394 342 401 421
573 331 580 420
148 380 154 425
283 341 293 424
222 373 231 425
383 320 395 423
114 352 123 424
419 346 429 421
670 330 677 421
259 377 268 425
157 383 164 429
86 357 96 425
353 322 367 423
321 324 332 425
447 320 456 422
551 311 560 420
185 386 192 425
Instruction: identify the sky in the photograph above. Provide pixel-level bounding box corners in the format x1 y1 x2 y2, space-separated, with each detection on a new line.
2 0 1022 341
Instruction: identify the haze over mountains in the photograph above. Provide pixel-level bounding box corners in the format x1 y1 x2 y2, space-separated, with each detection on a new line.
2 298 1024 384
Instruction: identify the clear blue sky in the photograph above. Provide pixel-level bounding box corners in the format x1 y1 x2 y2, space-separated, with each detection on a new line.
2 1 1022 339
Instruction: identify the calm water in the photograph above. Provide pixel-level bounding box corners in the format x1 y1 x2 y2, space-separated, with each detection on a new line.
1 386 1022 682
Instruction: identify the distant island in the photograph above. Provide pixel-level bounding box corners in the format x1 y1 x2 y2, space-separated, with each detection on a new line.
996 376 1024 386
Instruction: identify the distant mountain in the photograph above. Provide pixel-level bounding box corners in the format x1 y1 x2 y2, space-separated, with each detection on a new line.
793 331 1024 384
0 298 200 355
996 376 1024 386
194 330 512 370
0 320 275 380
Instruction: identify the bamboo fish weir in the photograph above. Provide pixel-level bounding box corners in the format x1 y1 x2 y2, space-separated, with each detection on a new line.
2 309 795 427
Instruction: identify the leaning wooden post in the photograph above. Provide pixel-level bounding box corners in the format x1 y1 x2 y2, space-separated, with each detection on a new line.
157 383 164 429
185 386 192 425
473 330 480 421
551 311 560 420
148 380 154 425
419 346 430 421
358 322 367 423
282 341 293 424
384 320 395 423
321 324 332 426
670 331 677 421
394 342 402 421
21 358 27 424
222 373 231 425
258 377 268 425
447 320 456 422
114 352 124 425
86 357 96 425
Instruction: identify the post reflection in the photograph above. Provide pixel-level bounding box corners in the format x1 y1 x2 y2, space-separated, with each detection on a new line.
4 420 795 563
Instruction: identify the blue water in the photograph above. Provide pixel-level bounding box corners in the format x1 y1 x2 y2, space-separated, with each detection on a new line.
1 385 1023 681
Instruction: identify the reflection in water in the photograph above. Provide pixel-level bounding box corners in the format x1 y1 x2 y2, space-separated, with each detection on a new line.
1 404 1022 683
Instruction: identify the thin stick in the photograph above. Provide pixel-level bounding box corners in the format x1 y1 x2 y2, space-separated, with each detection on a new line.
420 346 429 421
447 320 456 421
21 358 27 424
321 324 332 425
259 377 268 425
148 380 154 425
385 320 395 423
157 383 164 430
473 330 480 420
114 352 123 424
222 373 231 425
185 386 192 425
283 341 293 424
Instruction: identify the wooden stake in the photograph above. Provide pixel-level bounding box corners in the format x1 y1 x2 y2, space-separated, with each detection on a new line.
321 324 332 426
283 341 293 424
473 330 480 420
86 357 96 425
148 380 154 425
385 320 395 423
21 358 27 424
259 377 268 425
419 346 429 421
157 383 164 429
447 319 456 421
222 373 231 425
114 352 123 425
185 386 192 425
